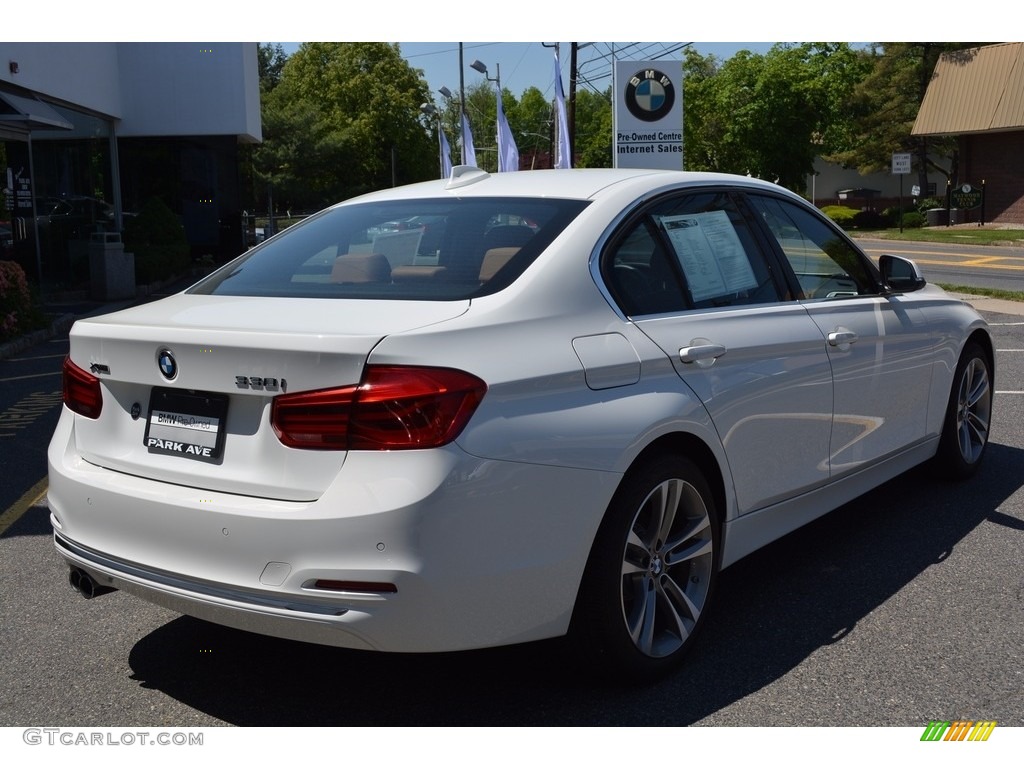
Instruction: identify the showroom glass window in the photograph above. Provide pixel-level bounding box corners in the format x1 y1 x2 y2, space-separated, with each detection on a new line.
1 103 115 288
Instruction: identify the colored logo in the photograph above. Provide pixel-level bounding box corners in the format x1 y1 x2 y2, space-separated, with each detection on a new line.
157 349 177 380
624 69 676 122
921 720 996 741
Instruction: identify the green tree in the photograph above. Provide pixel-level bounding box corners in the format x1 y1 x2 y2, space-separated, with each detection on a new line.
463 81 499 172
257 43 288 93
826 43 982 194
681 48 722 172
574 88 613 168
509 86 553 169
254 42 435 211
684 43 870 191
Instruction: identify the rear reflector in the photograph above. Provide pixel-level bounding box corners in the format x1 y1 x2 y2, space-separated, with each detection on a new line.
311 580 398 594
271 365 486 450
62 357 103 419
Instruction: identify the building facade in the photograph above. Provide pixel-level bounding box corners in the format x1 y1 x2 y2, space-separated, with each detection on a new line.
913 42 1024 225
0 42 261 290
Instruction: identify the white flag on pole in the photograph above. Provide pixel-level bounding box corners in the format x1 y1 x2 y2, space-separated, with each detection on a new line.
461 112 477 168
553 50 571 169
496 88 520 172
440 129 453 178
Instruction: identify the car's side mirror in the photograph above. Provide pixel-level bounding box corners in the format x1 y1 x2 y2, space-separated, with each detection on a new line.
880 254 926 293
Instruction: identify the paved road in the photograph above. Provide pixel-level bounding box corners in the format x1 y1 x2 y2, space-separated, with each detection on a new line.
856 237 1024 292
0 337 66 513
2 252 1022 730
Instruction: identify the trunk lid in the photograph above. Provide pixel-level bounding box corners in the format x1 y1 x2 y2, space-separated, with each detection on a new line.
67 294 469 501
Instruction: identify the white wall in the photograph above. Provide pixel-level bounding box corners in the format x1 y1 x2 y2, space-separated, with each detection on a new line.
0 42 260 142
116 43 261 141
0 42 122 117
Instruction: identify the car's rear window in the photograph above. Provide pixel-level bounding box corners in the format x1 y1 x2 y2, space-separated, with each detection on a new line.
191 197 589 300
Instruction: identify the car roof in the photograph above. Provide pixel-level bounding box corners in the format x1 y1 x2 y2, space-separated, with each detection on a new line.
338 167 800 206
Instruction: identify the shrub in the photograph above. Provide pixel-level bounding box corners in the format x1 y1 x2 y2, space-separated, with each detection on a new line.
851 209 888 230
124 198 190 284
820 205 859 229
0 260 32 342
916 197 944 213
882 207 903 226
901 212 926 229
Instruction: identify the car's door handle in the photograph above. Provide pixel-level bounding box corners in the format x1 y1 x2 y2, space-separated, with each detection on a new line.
679 343 727 364
827 330 858 346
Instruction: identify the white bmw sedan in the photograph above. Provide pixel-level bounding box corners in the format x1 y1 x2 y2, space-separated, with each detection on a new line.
50 167 993 679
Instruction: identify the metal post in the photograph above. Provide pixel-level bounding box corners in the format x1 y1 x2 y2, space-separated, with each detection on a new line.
945 179 951 227
899 174 904 234
267 181 274 238
27 134 42 288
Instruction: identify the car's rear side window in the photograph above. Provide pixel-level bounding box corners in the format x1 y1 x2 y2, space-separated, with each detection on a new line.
603 191 784 315
191 197 588 300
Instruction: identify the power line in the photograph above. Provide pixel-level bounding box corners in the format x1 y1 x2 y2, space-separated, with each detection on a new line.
575 42 690 94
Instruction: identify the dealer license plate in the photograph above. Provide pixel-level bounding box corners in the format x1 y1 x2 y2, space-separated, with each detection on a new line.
144 387 228 463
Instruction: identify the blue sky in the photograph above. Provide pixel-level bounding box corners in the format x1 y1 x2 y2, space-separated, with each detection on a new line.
278 42 779 103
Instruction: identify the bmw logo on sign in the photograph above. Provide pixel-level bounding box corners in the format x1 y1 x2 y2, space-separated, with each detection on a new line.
157 349 177 380
625 69 676 122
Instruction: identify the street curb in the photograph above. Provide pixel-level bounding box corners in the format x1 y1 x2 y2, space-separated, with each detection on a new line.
0 312 75 362
948 294 1024 317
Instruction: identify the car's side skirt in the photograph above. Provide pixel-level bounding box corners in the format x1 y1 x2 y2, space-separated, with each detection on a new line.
721 437 939 568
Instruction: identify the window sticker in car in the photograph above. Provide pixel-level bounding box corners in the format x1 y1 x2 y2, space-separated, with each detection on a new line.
658 211 758 303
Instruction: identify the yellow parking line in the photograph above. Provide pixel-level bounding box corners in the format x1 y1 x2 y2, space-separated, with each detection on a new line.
0 477 48 537
959 256 1007 266
909 258 1024 272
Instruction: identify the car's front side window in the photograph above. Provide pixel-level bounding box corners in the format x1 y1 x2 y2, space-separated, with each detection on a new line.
748 194 879 300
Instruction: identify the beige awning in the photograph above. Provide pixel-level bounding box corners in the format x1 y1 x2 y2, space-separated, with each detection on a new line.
912 42 1024 137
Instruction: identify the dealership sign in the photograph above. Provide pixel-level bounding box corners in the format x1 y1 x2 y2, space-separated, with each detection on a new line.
614 61 683 170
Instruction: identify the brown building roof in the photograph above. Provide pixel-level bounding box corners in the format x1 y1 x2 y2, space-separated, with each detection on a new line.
912 42 1024 136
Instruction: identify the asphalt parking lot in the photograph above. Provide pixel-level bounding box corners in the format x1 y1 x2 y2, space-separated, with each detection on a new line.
1 302 1021 729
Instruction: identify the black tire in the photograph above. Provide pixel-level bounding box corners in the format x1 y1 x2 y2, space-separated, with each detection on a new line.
934 342 992 479
572 454 720 682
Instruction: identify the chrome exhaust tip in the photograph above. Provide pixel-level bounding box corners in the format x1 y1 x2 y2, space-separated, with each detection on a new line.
68 567 116 599
68 567 83 593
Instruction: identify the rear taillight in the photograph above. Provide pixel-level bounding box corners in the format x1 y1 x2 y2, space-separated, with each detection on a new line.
62 357 103 419
271 365 486 450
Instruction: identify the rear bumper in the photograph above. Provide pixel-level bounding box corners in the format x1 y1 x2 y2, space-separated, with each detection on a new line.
54 529 382 650
48 410 621 652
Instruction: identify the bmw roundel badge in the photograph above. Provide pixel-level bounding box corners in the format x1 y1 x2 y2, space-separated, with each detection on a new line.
157 348 178 380
624 68 676 122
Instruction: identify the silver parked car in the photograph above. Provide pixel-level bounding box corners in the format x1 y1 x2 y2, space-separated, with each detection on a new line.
51 167 992 680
